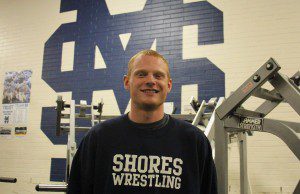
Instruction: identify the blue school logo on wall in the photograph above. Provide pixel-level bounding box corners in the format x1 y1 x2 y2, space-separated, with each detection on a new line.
41 0 224 181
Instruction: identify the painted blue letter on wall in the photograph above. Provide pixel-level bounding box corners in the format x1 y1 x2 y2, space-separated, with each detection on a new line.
41 0 224 181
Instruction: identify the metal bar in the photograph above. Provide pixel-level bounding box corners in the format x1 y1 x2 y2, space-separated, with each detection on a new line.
205 97 225 141
238 133 249 194
0 177 17 183
192 100 206 126
204 98 224 162
67 100 77 180
63 104 98 109
64 100 75 182
223 116 300 159
56 96 63 136
263 119 300 160
190 96 200 112
255 94 282 116
255 71 300 115
234 108 264 118
214 114 228 194
252 88 282 101
61 113 98 120
216 58 281 120
60 113 210 121
35 184 67 192
59 113 213 133
91 102 95 127
280 120 300 133
61 126 90 132
269 72 300 115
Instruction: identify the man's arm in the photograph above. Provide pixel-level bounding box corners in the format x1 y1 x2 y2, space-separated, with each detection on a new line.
200 136 218 194
67 146 82 194
67 128 97 194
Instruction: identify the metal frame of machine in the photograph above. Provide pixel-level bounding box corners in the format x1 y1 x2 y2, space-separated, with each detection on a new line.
213 58 300 194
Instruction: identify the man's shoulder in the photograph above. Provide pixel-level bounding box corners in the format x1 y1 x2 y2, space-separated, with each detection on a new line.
80 115 127 146
170 115 207 139
100 114 126 127
92 114 127 133
170 115 198 130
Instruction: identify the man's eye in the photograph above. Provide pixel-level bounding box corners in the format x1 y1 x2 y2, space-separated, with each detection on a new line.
137 72 146 77
155 74 164 79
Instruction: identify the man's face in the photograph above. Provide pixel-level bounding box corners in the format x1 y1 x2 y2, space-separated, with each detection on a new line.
124 54 172 111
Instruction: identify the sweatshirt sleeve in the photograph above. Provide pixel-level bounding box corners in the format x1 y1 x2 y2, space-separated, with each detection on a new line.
199 135 218 194
67 128 97 194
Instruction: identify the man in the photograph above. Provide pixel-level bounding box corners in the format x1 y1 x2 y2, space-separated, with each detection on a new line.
68 50 217 194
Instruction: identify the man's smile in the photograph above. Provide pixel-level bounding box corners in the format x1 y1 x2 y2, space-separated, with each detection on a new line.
140 89 159 93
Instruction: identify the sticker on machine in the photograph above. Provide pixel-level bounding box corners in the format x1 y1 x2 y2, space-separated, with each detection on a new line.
238 116 263 131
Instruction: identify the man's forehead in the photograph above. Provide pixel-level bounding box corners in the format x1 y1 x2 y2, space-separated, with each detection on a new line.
133 55 167 68
135 54 163 62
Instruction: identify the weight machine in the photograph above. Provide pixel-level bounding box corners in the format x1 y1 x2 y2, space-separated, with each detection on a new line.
36 98 104 192
211 58 300 194
36 58 299 194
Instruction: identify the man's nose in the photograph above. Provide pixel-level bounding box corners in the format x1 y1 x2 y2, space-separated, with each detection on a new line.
145 74 156 87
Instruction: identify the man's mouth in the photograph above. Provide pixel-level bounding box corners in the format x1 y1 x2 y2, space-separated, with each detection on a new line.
140 89 159 93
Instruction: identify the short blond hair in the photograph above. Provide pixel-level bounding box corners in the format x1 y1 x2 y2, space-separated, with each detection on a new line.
127 50 170 78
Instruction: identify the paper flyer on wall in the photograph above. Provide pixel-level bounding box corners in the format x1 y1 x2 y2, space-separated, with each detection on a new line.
0 70 32 137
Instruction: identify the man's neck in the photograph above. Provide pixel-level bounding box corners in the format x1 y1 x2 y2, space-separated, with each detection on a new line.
128 106 164 123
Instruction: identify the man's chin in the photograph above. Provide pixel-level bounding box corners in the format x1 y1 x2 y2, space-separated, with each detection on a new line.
139 102 161 111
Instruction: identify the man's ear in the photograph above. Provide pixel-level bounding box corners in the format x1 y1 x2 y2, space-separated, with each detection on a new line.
167 78 172 93
123 75 130 90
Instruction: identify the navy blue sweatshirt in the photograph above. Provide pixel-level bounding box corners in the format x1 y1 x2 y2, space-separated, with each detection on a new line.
67 114 217 194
